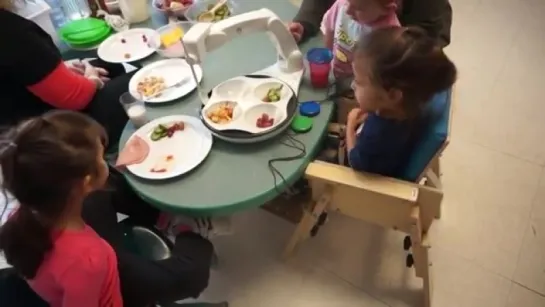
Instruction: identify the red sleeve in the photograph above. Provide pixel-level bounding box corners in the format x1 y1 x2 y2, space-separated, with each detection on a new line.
26 62 97 111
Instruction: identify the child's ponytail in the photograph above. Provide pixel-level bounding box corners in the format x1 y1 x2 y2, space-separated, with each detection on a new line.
0 205 54 278
0 132 55 279
0 111 107 279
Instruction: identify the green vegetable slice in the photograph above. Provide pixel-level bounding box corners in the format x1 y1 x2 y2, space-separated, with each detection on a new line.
150 132 163 141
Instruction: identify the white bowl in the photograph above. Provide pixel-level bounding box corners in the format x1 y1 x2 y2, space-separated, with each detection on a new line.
254 81 290 103
184 0 238 22
243 103 283 132
152 0 193 18
203 100 243 130
213 79 248 99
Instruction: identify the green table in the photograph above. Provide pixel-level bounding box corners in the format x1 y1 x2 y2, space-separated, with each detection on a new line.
119 0 334 217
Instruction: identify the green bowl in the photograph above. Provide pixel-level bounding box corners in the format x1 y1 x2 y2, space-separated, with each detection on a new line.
60 18 112 45
65 31 113 50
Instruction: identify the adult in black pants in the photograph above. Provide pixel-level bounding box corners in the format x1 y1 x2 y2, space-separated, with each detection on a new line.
0 7 134 152
82 167 214 307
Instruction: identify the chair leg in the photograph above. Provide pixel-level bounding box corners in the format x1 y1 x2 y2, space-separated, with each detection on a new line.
409 207 433 307
282 187 332 259
430 158 440 178
411 232 433 307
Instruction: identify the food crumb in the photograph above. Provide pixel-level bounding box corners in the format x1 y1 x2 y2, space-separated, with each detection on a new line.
124 53 131 59
142 35 148 43
150 168 167 173
121 38 126 43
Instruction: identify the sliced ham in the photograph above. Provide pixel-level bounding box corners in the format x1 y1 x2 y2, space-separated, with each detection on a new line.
116 135 150 167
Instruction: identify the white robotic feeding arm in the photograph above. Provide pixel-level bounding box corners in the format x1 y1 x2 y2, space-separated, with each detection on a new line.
182 8 304 74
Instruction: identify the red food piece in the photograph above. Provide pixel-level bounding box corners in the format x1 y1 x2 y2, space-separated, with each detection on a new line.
116 136 150 167
256 113 274 128
150 168 167 173
165 122 185 138
171 122 185 131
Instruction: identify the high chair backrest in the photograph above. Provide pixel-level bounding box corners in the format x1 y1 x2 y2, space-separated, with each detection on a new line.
398 89 452 182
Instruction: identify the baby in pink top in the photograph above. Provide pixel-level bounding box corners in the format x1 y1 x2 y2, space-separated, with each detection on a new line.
321 0 400 79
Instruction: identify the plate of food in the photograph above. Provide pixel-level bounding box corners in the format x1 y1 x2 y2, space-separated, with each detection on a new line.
128 58 203 103
116 115 213 180
201 77 292 134
98 28 159 63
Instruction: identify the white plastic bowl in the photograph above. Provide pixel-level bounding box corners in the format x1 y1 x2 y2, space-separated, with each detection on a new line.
152 0 193 18
184 0 238 23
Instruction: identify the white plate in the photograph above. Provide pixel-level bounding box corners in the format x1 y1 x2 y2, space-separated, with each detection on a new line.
126 115 212 180
129 59 203 103
98 28 159 63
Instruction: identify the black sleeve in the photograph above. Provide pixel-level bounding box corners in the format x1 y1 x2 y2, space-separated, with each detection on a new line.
398 0 453 47
1 23 62 86
293 0 336 42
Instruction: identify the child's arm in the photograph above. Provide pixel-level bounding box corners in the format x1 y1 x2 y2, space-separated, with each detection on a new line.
346 109 366 152
346 115 409 176
323 30 334 50
321 1 342 49
347 124 391 174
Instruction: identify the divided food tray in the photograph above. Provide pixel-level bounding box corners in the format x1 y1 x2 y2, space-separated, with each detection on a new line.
201 76 294 135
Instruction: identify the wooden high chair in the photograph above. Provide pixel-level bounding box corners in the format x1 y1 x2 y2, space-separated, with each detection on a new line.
283 90 453 307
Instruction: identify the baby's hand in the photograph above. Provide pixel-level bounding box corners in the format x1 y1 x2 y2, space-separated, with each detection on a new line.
347 108 367 131
287 22 304 43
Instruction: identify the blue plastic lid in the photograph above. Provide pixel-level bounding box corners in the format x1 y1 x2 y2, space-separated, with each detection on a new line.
306 48 333 64
299 101 321 117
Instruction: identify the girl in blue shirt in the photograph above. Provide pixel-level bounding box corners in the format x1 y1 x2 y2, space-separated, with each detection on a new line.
346 27 457 177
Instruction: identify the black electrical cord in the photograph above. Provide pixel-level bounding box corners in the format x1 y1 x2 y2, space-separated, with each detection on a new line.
314 81 353 104
266 80 351 196
267 132 307 194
